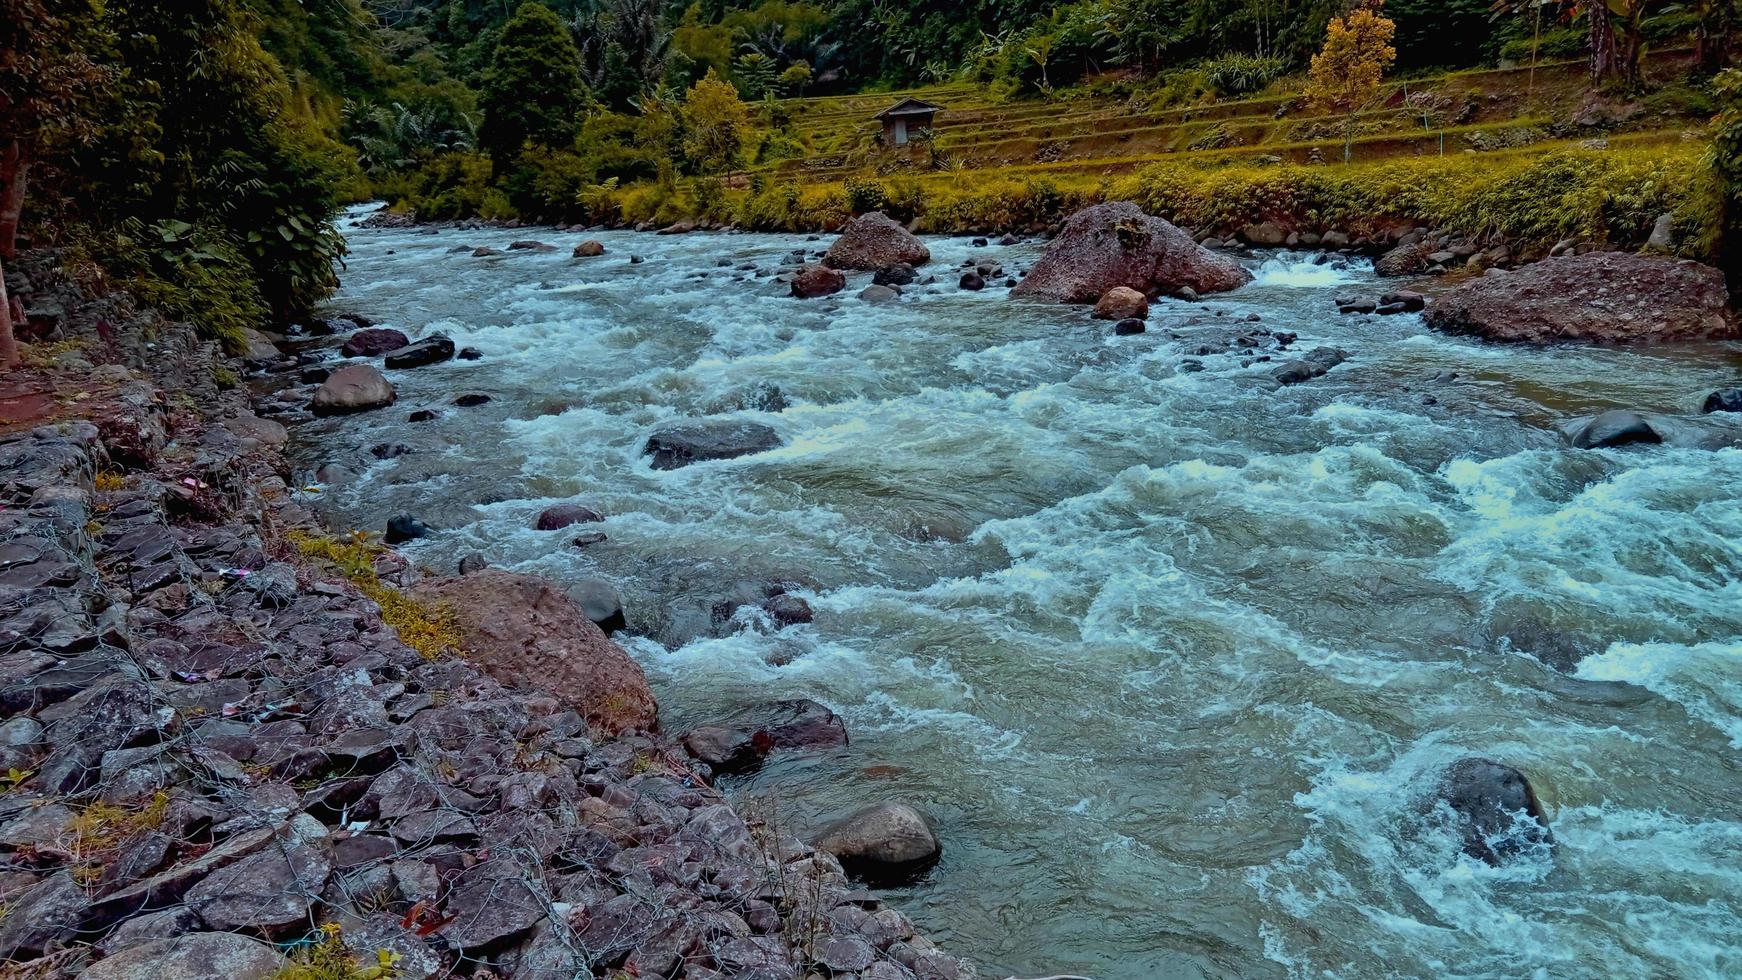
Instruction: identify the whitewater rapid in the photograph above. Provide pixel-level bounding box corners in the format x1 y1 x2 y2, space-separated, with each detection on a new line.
295 211 1742 979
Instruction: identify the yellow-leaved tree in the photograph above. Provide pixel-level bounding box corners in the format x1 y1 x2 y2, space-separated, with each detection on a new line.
1308 0 1398 164
683 69 751 175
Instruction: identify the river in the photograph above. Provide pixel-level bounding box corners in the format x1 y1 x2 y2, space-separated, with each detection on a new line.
290 210 1742 979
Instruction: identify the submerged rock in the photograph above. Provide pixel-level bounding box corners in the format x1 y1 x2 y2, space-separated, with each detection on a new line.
824 211 930 270
1564 410 1663 449
859 283 902 304
535 503 604 530
1113 318 1146 336
1436 757 1552 865
873 262 917 286
959 270 985 291
644 419 782 469
568 576 626 634
1422 252 1734 344
384 515 431 544
1012 201 1251 303
1701 388 1742 414
812 802 941 884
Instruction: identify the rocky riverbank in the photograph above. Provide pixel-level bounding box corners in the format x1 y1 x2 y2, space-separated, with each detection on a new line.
0 254 976 979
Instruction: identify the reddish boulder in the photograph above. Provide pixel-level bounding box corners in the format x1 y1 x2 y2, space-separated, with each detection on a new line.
310 365 396 415
790 264 847 299
535 503 604 530
414 570 657 733
573 240 606 257
1092 286 1149 321
1422 252 1734 345
1012 202 1252 303
341 327 410 357
823 211 930 270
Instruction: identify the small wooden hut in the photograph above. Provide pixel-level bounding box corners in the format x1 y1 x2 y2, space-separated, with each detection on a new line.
874 98 942 147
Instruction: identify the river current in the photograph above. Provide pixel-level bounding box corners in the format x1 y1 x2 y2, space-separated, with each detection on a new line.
294 209 1742 979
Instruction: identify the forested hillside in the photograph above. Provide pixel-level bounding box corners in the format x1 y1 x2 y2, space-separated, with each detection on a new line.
6 0 1742 365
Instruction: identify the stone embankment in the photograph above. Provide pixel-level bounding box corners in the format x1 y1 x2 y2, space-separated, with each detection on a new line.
0 255 974 980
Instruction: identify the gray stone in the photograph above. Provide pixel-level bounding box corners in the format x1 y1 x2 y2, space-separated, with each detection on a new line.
812 802 942 884
644 420 782 470
81 932 286 979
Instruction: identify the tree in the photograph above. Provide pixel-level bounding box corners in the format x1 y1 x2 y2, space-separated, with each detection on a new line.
1706 68 1742 299
682 68 749 173
1308 0 1396 164
479 2 586 168
778 59 813 95
734 50 780 98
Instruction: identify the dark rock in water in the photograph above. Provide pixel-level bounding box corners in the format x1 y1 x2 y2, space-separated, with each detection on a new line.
1338 297 1379 315
732 698 847 752
1271 347 1349 386
873 263 917 286
1423 252 1734 345
959 271 985 291
1565 410 1663 449
298 366 330 385
791 264 846 298
1702 388 1742 414
1437 758 1552 865
859 284 900 304
507 240 553 251
711 381 788 414
972 237 989 247
999 233 1020 246
458 554 489 575
1375 302 1409 316
536 504 604 530
457 347 483 360
341 327 409 358
472 246 502 257
825 212 930 270
1114 318 1146 336
384 515 431 544
683 726 762 774
568 577 626 634
629 255 645 264
574 240 606 257
1180 358 1204 373
407 409 439 423
384 334 455 369
1381 290 1427 312
812 802 941 884
644 419 782 470
572 531 608 547
453 393 492 407
1012 201 1251 302
370 442 415 460
762 593 813 627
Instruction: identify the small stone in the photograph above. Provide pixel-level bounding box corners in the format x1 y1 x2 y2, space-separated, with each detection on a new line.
1113 318 1146 336
385 515 432 544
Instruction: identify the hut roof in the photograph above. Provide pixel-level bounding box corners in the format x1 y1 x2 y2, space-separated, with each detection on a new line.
873 97 943 120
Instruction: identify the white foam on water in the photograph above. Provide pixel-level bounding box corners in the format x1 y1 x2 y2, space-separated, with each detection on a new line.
1249 254 1365 288
1576 640 1742 746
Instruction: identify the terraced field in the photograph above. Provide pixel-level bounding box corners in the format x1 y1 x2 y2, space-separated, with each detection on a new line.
754 52 1707 185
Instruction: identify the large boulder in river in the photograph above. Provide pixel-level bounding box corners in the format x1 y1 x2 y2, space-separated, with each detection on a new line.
341 327 410 357
310 364 396 415
812 802 941 884
1436 758 1552 865
824 211 930 270
414 570 657 732
1422 252 1734 344
573 240 606 257
1012 201 1252 303
644 419 782 469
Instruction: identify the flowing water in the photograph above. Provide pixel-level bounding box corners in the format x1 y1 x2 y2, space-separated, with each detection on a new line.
292 209 1742 979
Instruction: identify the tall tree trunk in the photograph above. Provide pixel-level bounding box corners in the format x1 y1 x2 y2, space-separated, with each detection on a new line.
1698 1 1734 75
0 140 27 260
1589 1 1618 86
0 257 16 371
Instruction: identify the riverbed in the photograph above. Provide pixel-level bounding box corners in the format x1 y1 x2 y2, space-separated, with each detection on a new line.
292 212 1742 979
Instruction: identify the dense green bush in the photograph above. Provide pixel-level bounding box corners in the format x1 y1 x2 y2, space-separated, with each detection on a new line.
1202 55 1288 97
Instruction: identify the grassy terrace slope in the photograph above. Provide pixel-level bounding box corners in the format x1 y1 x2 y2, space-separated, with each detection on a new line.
752 52 1707 182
